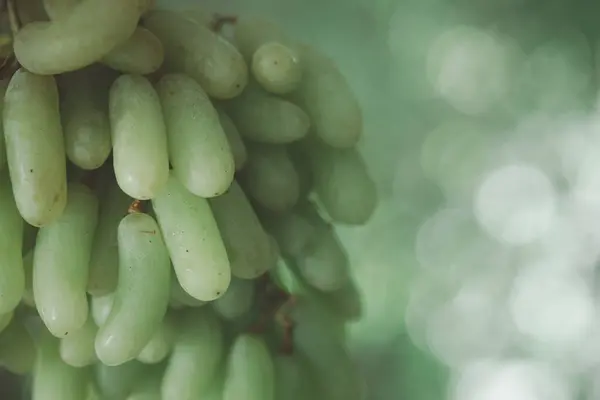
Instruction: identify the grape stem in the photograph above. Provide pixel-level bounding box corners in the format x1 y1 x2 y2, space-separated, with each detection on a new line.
128 200 144 214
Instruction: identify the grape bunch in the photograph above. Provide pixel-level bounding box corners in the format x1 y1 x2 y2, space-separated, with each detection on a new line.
0 0 378 399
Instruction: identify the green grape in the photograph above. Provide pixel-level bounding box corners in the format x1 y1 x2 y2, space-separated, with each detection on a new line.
59 67 112 170
95 360 147 399
22 250 35 308
292 298 361 400
14 0 146 74
161 309 224 400
109 74 169 200
101 28 164 75
216 108 248 171
239 143 300 212
300 141 377 225
33 183 98 338
143 10 248 99
136 315 174 364
32 330 90 400
59 315 97 367
209 181 272 279
152 174 231 302
233 16 289 60
252 42 303 95
90 292 113 327
222 334 275 400
3 69 67 227
155 74 235 198
288 45 362 148
95 212 171 366
223 85 310 144
0 318 35 374
212 277 255 320
87 179 132 295
262 210 316 259
0 79 8 170
0 310 12 333
0 172 24 314
126 365 163 400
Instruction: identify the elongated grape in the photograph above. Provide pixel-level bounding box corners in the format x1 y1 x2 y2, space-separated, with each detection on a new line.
301 142 377 225
0 79 8 170
34 183 98 337
95 360 148 399
292 298 361 400
59 315 97 367
59 68 111 170
213 277 255 320
32 331 89 400
289 45 362 148
217 109 247 171
152 174 231 301
261 211 315 259
110 74 169 200
161 309 223 399
156 74 234 197
240 144 300 212
224 86 309 143
0 173 24 314
90 293 113 327
137 315 174 364
209 181 272 279
144 10 248 99
95 212 171 366
223 334 275 400
127 365 163 400
88 180 132 295
14 0 146 74
0 318 35 374
4 69 67 227
253 42 302 94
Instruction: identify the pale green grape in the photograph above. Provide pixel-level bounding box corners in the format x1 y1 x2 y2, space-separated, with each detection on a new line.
224 85 309 143
3 69 67 227
44 0 164 74
22 250 35 307
239 144 300 212
88 179 132 295
32 330 89 400
137 315 174 364
0 79 8 170
14 0 145 74
95 212 171 366
110 74 169 200
95 360 147 399
209 181 272 279
156 74 235 198
143 10 248 99
0 172 24 314
0 318 35 374
233 16 289 60
152 174 231 301
222 334 275 400
212 277 255 320
252 42 302 94
59 315 97 367
289 45 362 148
169 275 206 308
90 292 113 327
292 298 361 400
217 109 248 171
301 141 377 225
0 311 12 333
33 183 98 337
262 211 316 259
59 67 112 170
161 309 224 400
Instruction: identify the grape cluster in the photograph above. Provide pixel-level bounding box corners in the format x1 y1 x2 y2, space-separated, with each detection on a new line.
0 0 378 399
